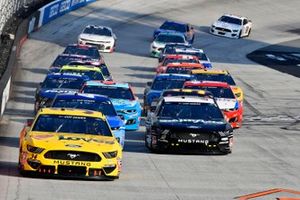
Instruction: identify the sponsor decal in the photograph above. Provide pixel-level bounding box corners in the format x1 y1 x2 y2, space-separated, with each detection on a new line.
58 135 113 144
65 144 82 148
178 139 209 145
159 118 224 124
67 153 80 159
235 188 300 200
189 133 198 138
53 160 91 167
59 0 71 13
49 4 59 18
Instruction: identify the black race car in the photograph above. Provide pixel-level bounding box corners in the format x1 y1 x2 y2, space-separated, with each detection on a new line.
145 95 233 154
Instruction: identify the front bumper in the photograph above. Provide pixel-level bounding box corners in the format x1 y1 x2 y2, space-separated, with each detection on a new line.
149 131 233 154
19 150 121 179
210 27 239 39
117 111 141 131
224 109 243 129
79 39 114 53
150 47 162 58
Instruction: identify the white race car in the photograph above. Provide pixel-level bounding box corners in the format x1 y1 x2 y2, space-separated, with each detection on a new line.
210 14 252 39
78 25 117 53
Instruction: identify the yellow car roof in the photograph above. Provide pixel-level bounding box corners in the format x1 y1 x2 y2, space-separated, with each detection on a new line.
169 88 206 95
61 65 102 72
38 108 106 120
191 69 229 75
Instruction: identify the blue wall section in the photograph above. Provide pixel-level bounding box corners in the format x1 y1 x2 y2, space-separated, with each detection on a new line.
40 0 96 26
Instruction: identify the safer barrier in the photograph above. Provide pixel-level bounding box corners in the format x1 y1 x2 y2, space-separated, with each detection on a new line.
0 0 97 119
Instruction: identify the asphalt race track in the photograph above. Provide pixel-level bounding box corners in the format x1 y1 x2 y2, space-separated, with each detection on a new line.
1 0 300 199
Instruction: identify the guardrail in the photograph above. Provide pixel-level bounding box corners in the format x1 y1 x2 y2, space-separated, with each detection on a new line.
0 0 97 119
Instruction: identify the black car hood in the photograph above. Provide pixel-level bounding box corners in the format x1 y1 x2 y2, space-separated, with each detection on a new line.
157 118 228 132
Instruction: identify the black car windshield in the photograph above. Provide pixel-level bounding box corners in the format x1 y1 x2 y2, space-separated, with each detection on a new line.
60 69 104 81
32 114 112 136
152 79 186 90
166 67 198 74
52 56 85 68
63 46 100 60
159 102 224 120
219 16 242 25
194 74 236 85
163 59 198 66
83 27 112 36
42 77 85 89
52 99 117 116
160 22 187 32
83 86 134 100
156 35 185 43
185 86 235 99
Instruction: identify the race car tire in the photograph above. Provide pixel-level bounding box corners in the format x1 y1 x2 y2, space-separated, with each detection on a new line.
144 133 154 151
238 31 242 39
219 144 232 155
247 28 251 37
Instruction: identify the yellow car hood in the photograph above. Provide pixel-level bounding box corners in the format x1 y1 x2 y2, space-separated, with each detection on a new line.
28 132 118 152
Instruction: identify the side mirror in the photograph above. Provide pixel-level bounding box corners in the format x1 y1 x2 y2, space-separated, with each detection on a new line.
26 119 34 127
146 81 152 87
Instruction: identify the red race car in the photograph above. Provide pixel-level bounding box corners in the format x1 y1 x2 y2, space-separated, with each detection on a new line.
156 54 200 73
183 81 243 129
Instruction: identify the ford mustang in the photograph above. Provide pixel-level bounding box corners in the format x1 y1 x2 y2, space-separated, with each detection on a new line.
81 81 142 131
210 14 252 39
145 96 233 154
18 108 122 180
51 93 126 147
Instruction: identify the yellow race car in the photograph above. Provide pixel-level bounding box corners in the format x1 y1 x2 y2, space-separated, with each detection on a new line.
190 69 244 102
59 65 106 81
18 108 122 180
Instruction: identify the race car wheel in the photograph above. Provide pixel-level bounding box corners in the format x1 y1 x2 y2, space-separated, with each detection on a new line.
247 28 251 37
145 133 154 152
238 31 242 39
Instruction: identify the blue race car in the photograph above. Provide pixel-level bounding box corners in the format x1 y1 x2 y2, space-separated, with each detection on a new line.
51 93 125 147
153 21 195 44
81 81 142 131
34 73 89 113
143 74 195 113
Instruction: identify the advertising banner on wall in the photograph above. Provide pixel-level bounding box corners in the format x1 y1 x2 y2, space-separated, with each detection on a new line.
39 0 96 27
